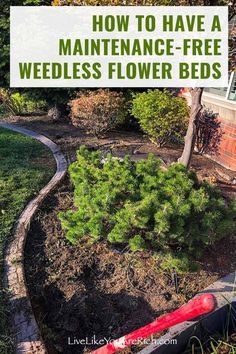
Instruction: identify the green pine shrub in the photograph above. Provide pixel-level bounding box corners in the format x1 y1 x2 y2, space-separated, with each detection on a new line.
59 146 235 255
131 89 189 147
158 252 199 273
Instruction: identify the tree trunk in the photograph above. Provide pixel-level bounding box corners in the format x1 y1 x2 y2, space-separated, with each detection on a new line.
178 87 204 168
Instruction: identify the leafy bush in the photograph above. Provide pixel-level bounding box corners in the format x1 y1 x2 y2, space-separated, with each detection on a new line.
195 107 223 155
0 89 21 116
131 89 189 147
0 89 48 116
69 89 126 136
59 146 235 255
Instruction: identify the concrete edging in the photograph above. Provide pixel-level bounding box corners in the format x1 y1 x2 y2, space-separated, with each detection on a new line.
0 123 67 354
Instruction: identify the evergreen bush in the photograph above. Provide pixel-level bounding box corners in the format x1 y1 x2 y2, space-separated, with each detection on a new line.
131 89 189 147
59 146 235 255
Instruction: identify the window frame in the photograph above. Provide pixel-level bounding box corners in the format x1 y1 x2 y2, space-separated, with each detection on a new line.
204 72 236 104
226 72 236 102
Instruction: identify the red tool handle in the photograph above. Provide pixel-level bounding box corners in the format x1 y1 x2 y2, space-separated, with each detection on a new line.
92 293 217 354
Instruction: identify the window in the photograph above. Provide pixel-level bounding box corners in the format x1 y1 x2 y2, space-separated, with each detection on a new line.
204 87 228 97
204 72 236 103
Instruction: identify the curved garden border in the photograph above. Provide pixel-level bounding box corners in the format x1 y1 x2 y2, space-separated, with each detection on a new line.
0 123 67 354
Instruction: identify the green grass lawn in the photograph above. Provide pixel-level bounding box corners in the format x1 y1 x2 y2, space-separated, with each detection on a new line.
0 127 55 353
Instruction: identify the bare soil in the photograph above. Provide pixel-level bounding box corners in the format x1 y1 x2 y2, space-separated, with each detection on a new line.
6 115 235 354
24 179 236 354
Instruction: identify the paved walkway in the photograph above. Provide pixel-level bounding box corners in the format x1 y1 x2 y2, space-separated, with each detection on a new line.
0 123 67 354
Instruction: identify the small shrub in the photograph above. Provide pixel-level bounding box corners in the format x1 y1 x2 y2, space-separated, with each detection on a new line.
131 89 189 147
59 147 235 255
0 89 20 115
69 89 126 136
11 92 48 114
195 107 223 155
0 89 47 116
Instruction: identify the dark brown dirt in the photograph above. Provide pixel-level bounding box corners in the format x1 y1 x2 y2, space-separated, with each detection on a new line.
24 181 236 354
9 114 234 354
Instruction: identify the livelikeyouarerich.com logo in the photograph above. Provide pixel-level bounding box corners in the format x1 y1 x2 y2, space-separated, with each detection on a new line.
68 335 177 346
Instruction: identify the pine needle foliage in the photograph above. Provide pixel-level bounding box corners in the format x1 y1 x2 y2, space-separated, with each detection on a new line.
59 146 235 254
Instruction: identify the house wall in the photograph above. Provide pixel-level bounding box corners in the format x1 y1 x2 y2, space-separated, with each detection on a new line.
202 92 236 171
183 91 236 171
